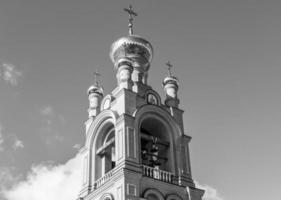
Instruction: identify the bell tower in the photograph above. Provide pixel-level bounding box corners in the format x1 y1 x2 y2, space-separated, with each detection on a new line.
78 5 204 200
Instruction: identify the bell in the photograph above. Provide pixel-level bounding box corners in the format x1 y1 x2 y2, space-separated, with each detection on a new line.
142 149 147 154
149 159 155 164
154 161 161 166
150 144 158 153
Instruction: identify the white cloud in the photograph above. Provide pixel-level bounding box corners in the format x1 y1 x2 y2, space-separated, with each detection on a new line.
73 144 81 150
0 152 223 200
0 124 24 152
195 181 223 200
12 138 24 151
2 153 83 200
0 63 22 86
0 167 22 194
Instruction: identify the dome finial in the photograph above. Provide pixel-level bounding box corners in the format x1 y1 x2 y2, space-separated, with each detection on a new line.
166 61 173 77
87 69 103 96
93 70 101 87
124 5 137 35
87 69 103 118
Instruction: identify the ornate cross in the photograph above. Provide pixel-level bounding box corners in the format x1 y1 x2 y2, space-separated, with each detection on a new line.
93 70 101 86
124 5 137 35
166 61 173 77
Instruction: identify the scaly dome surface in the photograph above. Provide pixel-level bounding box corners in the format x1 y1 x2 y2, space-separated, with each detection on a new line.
110 35 153 71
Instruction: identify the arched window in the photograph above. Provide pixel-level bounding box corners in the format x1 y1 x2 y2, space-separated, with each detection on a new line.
147 194 160 200
96 126 116 179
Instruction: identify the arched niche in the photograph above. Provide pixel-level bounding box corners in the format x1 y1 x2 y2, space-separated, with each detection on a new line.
140 116 172 172
100 94 114 111
100 193 114 200
145 90 161 106
134 105 182 174
143 189 164 200
143 188 164 200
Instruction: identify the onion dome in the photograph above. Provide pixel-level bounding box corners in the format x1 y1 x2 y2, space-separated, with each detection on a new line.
163 76 179 89
87 72 104 118
163 62 180 107
87 71 104 96
163 61 179 88
109 35 153 70
87 84 104 96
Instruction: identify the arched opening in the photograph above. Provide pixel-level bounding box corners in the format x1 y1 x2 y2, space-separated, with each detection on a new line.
95 123 116 180
147 194 159 200
100 193 114 200
166 194 183 200
140 117 173 173
143 189 164 200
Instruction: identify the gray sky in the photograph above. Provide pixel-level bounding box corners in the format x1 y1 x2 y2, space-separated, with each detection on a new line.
0 0 280 200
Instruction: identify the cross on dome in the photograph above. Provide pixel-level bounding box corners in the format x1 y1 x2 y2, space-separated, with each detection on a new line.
124 5 137 35
166 61 173 77
93 70 101 86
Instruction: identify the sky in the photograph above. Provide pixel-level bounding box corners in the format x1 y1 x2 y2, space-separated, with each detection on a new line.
0 0 280 200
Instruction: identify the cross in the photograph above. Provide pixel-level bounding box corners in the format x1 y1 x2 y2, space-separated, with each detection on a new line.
93 70 101 86
124 5 137 35
166 61 173 77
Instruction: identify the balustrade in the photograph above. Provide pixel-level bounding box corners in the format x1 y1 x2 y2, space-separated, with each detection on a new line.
142 165 173 183
94 170 113 189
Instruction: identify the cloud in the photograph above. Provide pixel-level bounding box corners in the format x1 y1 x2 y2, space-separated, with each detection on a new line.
0 63 22 86
0 152 223 200
12 138 24 151
73 144 81 150
2 153 83 200
0 124 24 152
195 181 223 200
0 167 22 193
0 124 23 152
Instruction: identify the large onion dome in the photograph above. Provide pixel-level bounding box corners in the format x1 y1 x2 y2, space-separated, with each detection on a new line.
109 35 153 71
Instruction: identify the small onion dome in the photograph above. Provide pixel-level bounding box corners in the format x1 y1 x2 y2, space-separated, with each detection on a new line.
163 76 179 88
110 35 153 70
87 84 104 96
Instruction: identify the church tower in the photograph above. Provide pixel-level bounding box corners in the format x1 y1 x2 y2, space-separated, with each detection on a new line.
78 5 204 200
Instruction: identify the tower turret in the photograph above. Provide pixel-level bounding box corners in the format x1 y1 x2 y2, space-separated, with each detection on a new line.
163 61 180 108
109 5 153 92
87 72 103 118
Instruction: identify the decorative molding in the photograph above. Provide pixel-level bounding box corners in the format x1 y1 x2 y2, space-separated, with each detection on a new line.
143 188 164 200
127 183 137 196
117 129 123 160
145 90 161 105
166 194 183 200
133 104 183 138
85 109 118 148
117 185 123 200
100 193 114 200
126 127 136 159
